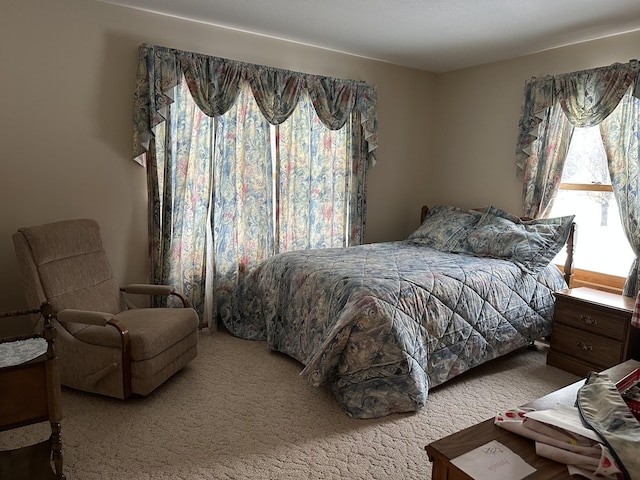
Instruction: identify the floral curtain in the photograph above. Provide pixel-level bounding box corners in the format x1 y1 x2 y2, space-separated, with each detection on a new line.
515 59 640 294
134 44 378 167
600 91 640 295
211 83 273 325
278 92 350 251
133 44 378 325
521 102 573 218
147 80 214 315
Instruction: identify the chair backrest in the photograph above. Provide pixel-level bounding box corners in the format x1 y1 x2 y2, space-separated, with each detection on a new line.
13 219 125 315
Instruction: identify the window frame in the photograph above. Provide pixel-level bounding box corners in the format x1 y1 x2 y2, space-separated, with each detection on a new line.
556 181 626 293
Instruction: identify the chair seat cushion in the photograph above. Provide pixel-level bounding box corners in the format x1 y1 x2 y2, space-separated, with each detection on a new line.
70 308 199 361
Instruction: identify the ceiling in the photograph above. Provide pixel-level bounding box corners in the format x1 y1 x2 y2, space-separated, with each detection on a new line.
101 0 640 72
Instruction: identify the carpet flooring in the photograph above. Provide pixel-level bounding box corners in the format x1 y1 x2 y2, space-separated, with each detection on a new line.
1 331 579 479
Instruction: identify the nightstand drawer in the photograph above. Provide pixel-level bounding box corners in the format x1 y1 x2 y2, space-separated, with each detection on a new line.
550 323 624 368
554 302 627 340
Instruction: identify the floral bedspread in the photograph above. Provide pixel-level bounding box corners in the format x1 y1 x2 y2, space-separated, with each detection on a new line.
222 241 567 418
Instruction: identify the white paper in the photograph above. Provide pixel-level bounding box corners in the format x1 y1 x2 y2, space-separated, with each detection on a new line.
450 440 536 480
524 404 600 442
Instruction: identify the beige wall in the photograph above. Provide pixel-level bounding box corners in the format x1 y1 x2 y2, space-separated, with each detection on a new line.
1 0 639 315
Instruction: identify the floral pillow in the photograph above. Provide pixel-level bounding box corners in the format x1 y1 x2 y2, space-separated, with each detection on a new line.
482 205 523 224
467 209 575 273
407 205 482 252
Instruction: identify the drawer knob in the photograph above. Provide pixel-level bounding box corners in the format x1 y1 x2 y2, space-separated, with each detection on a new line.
580 314 597 325
576 341 593 351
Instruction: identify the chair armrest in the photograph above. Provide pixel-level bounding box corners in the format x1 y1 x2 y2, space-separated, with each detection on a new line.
55 309 132 397
121 284 175 296
120 284 190 308
55 309 114 326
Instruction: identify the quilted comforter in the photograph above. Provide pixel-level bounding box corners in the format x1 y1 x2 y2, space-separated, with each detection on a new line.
222 241 567 418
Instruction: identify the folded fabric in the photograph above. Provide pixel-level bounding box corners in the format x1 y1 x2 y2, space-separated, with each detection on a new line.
495 408 623 479
523 417 594 448
525 403 601 442
568 458 626 480
535 442 599 469
577 372 640 480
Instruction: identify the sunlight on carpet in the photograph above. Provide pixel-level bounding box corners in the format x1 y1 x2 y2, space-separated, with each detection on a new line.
0 332 579 479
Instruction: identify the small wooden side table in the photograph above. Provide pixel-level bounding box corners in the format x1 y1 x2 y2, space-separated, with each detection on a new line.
547 287 640 377
0 304 65 480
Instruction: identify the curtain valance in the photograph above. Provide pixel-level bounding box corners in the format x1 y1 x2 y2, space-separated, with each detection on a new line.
515 59 640 180
133 44 378 165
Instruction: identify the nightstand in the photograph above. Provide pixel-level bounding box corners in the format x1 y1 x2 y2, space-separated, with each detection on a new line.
547 287 640 377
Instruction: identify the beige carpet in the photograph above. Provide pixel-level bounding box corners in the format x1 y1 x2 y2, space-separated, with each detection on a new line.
1 331 579 479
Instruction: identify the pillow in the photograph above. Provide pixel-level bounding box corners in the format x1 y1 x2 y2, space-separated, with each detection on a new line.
483 205 523 224
407 205 482 253
467 210 575 273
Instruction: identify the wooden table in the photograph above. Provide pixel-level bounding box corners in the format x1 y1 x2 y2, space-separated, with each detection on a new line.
425 360 640 480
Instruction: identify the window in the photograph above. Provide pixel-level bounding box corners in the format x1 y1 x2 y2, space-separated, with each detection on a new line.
134 44 377 323
155 79 352 307
549 126 635 280
515 61 640 295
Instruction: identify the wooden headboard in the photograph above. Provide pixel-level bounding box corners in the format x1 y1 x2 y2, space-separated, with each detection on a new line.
419 205 576 287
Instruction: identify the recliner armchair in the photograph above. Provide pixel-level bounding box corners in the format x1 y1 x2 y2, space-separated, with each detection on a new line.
12 219 199 399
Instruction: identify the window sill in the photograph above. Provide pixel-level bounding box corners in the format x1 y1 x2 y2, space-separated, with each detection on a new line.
558 265 625 295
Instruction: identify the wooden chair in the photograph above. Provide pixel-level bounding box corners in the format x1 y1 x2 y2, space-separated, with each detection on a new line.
0 303 65 480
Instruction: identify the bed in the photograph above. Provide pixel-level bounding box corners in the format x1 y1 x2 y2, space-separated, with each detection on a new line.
221 205 576 418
